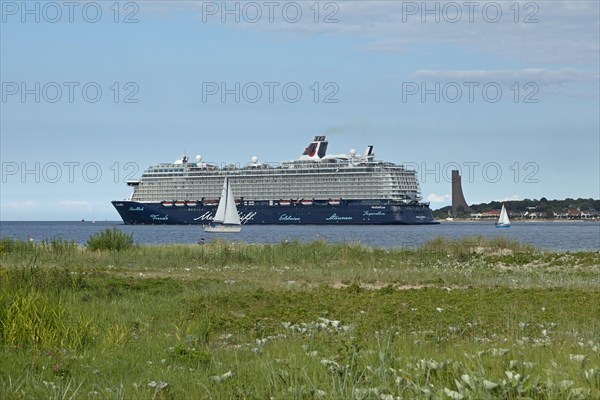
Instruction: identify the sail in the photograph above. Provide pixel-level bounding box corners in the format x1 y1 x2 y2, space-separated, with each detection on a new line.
223 179 241 225
212 178 229 223
498 204 510 225
212 177 241 226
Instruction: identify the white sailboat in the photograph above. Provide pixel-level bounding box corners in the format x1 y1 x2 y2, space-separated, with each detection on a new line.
495 204 511 228
203 177 242 232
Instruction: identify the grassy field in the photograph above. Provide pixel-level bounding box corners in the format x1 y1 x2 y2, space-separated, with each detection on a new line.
0 236 598 399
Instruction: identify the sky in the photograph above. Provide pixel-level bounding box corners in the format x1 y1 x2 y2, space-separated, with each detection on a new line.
1 0 599 221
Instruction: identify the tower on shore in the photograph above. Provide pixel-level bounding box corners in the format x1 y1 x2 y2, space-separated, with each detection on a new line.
451 170 472 218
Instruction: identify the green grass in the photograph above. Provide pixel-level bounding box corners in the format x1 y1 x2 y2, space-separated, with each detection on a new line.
85 228 134 252
0 236 598 399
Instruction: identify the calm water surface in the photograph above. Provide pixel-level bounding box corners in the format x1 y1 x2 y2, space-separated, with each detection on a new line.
1 221 599 252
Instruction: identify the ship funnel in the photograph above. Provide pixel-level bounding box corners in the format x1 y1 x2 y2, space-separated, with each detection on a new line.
364 145 374 158
300 136 329 160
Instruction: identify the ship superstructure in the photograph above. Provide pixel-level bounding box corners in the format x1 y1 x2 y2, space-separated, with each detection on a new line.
112 136 438 225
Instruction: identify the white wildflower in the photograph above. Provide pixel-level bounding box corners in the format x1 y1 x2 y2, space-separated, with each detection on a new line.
505 371 521 382
491 348 509 356
584 369 596 380
570 388 591 397
320 359 340 368
558 380 574 389
461 374 475 388
483 380 498 390
448 326 460 334
354 388 380 397
569 354 586 362
443 387 464 400
148 381 168 390
209 371 234 383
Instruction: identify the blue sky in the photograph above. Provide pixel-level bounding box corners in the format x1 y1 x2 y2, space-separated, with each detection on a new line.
1 0 599 220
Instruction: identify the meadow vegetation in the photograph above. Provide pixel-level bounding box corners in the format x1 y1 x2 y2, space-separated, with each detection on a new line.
0 234 598 399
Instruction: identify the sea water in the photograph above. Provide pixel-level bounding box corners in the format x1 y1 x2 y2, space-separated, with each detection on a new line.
1 221 598 252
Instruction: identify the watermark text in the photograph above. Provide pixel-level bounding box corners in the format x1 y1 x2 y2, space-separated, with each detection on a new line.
1 1 139 23
202 81 339 103
402 82 539 104
199 1 339 24
399 1 539 24
2 162 139 184
1 82 140 104
403 161 540 184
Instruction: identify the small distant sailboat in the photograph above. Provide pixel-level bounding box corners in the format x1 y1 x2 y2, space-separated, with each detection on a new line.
203 177 242 232
495 204 510 228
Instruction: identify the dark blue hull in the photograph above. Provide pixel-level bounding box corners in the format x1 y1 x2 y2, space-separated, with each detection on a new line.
112 201 439 225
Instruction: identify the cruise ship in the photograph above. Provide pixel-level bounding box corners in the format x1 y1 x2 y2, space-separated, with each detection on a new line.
112 136 438 225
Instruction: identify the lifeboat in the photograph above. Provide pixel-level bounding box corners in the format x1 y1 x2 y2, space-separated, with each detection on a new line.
279 200 291 206
162 201 173 207
186 200 197 207
203 199 219 206
300 199 313 206
328 198 341 206
174 201 185 207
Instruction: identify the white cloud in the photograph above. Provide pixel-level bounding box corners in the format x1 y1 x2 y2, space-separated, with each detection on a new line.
411 68 600 98
56 200 94 207
344 1 599 65
500 194 521 202
427 193 451 203
2 200 37 209
148 1 600 66
412 68 598 86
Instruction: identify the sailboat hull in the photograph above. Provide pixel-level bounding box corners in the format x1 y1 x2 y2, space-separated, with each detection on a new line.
203 224 242 233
